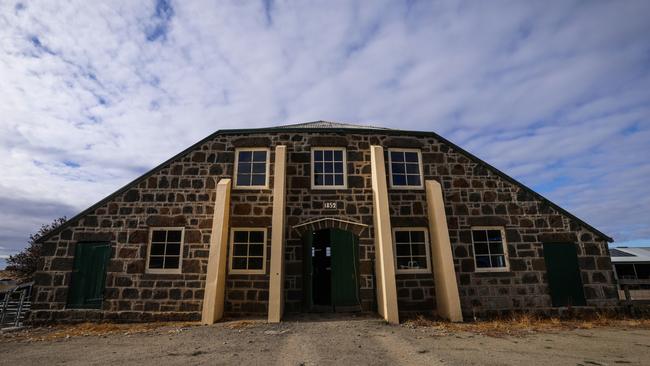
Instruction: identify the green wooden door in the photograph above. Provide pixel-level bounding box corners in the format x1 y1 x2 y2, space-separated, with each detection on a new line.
330 229 360 309
67 242 111 309
543 243 586 307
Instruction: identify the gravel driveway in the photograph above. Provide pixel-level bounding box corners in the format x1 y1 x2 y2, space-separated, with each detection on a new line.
2 314 649 365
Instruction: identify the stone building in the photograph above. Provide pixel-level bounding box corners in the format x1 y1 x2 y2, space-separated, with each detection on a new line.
31 121 618 324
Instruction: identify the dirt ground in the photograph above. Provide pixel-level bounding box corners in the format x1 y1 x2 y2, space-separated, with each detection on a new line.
2 314 650 366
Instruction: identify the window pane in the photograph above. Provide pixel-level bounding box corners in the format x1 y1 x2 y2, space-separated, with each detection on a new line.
151 243 165 256
405 152 419 162
474 242 489 255
406 163 419 174
149 256 164 269
314 162 323 173
234 231 248 243
324 150 333 161
395 244 411 256
164 256 179 269
472 230 487 242
232 258 247 270
392 174 406 186
489 242 504 255
491 255 506 268
238 151 252 162
314 150 323 161
487 230 502 241
411 243 427 256
324 162 334 173
334 162 343 173
249 230 265 243
167 230 182 243
249 243 264 257
238 161 251 174
324 175 334 185
237 173 251 186
395 231 410 243
152 230 166 243
407 175 421 186
252 151 266 161
314 174 324 186
251 174 266 186
396 257 411 269
412 256 428 269
166 243 181 256
334 174 344 186
476 255 491 268
410 231 425 243
334 150 343 161
233 243 247 256
248 258 263 270
392 163 405 174
252 162 266 173
390 151 404 162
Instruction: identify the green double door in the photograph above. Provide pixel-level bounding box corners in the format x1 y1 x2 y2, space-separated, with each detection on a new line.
303 228 360 311
67 242 111 309
543 243 586 307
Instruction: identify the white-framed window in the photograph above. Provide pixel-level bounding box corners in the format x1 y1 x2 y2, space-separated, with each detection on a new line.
229 228 267 274
311 147 347 189
471 227 510 272
146 227 184 274
388 148 424 189
392 228 431 274
234 148 270 189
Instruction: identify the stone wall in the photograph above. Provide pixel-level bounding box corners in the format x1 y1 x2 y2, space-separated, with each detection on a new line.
31 130 618 323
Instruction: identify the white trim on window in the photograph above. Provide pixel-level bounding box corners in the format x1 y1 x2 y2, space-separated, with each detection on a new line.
145 227 185 274
471 226 510 272
392 227 432 274
387 148 424 190
229 228 268 275
233 147 271 190
310 147 348 190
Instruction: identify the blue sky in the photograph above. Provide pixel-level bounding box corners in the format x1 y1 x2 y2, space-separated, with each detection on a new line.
1 0 649 269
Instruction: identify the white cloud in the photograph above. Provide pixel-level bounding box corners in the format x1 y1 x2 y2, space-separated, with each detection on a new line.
0 0 649 255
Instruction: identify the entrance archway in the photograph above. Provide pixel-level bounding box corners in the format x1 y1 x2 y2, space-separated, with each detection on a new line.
293 218 367 312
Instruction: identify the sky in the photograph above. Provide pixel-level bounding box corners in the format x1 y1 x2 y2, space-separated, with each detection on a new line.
0 0 649 269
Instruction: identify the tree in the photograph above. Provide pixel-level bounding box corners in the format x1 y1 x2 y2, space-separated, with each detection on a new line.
6 216 67 280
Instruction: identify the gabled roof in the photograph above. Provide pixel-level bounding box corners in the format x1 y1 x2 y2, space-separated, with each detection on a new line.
36 120 614 243
276 120 391 130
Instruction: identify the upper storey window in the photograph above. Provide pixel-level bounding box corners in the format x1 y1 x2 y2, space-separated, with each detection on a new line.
234 148 270 189
388 148 423 189
471 227 509 272
311 147 347 189
146 228 184 274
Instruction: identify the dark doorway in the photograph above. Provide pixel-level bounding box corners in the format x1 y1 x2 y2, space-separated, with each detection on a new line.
543 242 587 307
302 228 360 312
67 242 111 309
312 229 332 307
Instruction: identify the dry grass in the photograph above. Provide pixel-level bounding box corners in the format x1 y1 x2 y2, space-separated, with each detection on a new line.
223 319 265 330
403 313 650 337
1 321 198 342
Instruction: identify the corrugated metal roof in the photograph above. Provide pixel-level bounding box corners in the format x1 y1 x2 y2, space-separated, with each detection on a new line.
275 120 392 130
611 247 650 263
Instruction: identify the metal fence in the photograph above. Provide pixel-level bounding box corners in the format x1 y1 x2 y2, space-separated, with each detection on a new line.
0 282 33 329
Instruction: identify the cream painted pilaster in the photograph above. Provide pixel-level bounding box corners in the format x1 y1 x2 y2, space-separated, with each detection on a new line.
268 145 287 323
425 180 463 322
370 145 399 324
201 178 232 324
